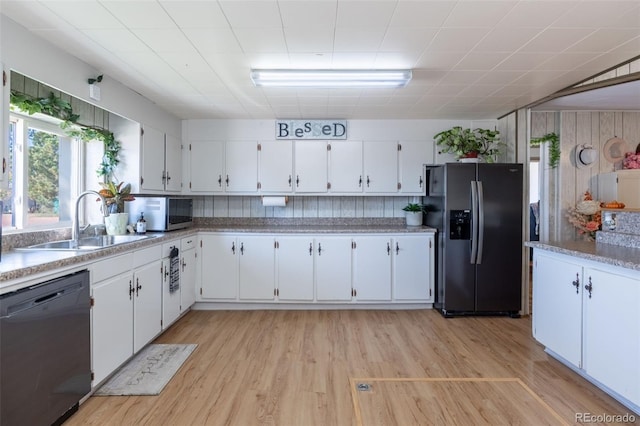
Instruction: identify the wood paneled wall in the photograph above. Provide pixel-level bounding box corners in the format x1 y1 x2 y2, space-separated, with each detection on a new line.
533 110 640 241
10 71 109 130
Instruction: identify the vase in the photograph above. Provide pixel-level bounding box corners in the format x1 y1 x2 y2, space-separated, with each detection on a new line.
405 211 423 227
104 213 129 235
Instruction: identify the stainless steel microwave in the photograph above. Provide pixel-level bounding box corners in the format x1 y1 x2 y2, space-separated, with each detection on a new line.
125 196 193 231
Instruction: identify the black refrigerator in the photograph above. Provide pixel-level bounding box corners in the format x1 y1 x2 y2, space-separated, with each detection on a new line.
424 163 523 317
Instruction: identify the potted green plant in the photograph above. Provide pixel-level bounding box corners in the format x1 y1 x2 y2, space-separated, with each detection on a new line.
402 203 424 226
434 126 503 162
98 181 135 235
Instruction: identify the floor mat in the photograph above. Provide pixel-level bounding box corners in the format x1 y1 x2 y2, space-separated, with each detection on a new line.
95 344 197 396
350 377 567 426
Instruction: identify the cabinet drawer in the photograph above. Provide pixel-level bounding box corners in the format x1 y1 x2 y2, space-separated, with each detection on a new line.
133 245 162 268
91 254 132 283
181 236 196 251
161 239 181 258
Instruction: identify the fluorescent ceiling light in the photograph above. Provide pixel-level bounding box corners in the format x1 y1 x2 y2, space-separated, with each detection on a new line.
250 69 412 88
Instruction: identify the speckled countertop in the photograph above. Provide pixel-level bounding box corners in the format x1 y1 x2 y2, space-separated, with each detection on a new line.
525 240 640 272
0 219 436 289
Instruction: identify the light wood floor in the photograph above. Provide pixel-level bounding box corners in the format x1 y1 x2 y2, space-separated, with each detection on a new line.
68 310 636 425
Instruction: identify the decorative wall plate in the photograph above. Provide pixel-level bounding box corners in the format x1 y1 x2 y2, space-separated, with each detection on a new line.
602 137 630 163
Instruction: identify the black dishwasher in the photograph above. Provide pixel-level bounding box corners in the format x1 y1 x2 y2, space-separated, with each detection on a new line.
0 270 91 426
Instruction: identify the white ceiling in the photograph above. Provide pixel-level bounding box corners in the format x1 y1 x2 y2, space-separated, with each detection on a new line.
1 0 640 120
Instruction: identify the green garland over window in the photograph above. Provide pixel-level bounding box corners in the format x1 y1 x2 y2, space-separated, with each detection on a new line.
10 90 120 180
530 132 560 169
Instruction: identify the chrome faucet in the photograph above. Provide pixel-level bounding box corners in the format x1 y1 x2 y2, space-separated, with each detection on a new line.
72 190 110 245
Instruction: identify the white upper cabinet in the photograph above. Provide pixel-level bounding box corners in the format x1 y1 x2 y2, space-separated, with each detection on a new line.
329 140 363 193
363 141 398 193
189 140 225 193
183 122 439 195
399 141 432 194
140 125 166 191
138 125 182 193
294 140 328 193
164 134 182 192
260 140 293 193
226 141 258 192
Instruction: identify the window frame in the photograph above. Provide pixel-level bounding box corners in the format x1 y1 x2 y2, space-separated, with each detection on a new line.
7 111 85 231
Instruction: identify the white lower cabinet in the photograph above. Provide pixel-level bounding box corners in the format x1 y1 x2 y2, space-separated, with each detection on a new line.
198 232 434 305
180 237 197 311
276 236 314 301
315 236 353 301
238 236 276 300
200 234 238 300
532 250 640 409
582 267 640 406
533 252 583 368
133 259 162 353
92 268 134 386
161 237 197 330
353 236 392 301
91 245 162 386
393 234 434 301
161 240 181 330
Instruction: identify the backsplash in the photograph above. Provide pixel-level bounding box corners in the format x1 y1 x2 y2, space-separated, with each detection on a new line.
193 196 418 219
596 210 640 248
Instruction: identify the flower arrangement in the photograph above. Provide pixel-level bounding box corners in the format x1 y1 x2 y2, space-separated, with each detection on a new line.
623 152 640 169
566 191 601 241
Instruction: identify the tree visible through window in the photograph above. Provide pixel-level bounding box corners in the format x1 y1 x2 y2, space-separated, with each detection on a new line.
2 114 79 229
29 129 59 216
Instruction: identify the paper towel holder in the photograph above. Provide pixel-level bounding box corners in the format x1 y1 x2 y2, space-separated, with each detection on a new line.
261 196 289 207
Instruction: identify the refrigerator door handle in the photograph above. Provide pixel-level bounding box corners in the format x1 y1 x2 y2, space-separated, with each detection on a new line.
477 181 485 264
470 181 478 264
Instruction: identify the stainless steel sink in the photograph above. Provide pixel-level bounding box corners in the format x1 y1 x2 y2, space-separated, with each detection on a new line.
17 235 153 251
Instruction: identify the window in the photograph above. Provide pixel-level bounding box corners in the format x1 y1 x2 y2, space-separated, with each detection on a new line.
3 113 82 230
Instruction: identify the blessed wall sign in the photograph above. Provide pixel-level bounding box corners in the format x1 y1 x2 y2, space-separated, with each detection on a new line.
275 120 347 140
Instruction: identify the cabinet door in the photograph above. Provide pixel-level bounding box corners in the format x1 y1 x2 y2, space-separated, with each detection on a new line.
226 141 258 192
238 236 276 300
583 267 640 405
330 140 363 193
532 252 583 368
295 140 328 193
394 235 433 301
617 171 640 208
181 248 197 310
140 125 166 191
260 140 293 192
363 141 398 193
277 237 314 301
399 141 432 194
353 236 392 301
133 260 162 353
164 134 182 192
315 237 353 301
189 141 225 192
200 234 238 300
92 274 133 385
161 257 181 330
